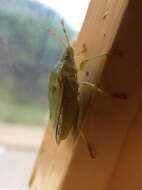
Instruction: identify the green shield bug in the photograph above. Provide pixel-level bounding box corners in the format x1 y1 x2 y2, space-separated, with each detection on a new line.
48 20 106 159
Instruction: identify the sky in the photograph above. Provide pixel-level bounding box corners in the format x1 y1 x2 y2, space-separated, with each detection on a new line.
35 0 90 31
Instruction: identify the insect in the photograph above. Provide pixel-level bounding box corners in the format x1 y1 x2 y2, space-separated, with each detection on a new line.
48 20 106 158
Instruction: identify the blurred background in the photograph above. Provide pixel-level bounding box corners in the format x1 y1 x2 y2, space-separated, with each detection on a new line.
0 0 89 189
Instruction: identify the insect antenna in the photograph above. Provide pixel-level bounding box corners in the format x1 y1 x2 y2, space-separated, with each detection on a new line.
46 25 67 48
61 19 71 47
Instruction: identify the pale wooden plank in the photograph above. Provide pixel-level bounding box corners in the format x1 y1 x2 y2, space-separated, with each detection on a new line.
29 0 133 189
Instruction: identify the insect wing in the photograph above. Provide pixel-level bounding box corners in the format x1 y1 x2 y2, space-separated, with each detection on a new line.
48 62 63 140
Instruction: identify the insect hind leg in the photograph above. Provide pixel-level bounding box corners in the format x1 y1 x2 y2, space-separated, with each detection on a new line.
77 108 96 159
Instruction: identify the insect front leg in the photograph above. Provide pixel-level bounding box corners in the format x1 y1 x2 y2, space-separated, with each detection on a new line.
79 53 107 70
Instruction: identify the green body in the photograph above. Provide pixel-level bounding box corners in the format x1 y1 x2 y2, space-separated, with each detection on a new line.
47 21 106 158
48 47 79 143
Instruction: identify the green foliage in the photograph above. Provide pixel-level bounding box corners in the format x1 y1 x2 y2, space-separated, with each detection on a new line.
0 99 47 126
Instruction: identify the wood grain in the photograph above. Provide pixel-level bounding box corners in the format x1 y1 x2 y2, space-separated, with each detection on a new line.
28 0 142 189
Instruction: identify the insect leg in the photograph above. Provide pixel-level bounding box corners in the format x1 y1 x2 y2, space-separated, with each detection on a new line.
79 53 107 70
77 108 96 159
80 81 104 93
78 126 96 159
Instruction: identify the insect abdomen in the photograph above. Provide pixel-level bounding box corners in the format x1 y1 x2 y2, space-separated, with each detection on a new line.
56 47 79 142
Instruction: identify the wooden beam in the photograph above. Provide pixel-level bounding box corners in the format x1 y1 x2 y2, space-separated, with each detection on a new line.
29 0 142 189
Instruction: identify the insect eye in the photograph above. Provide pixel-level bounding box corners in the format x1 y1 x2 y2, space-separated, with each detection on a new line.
64 55 69 60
